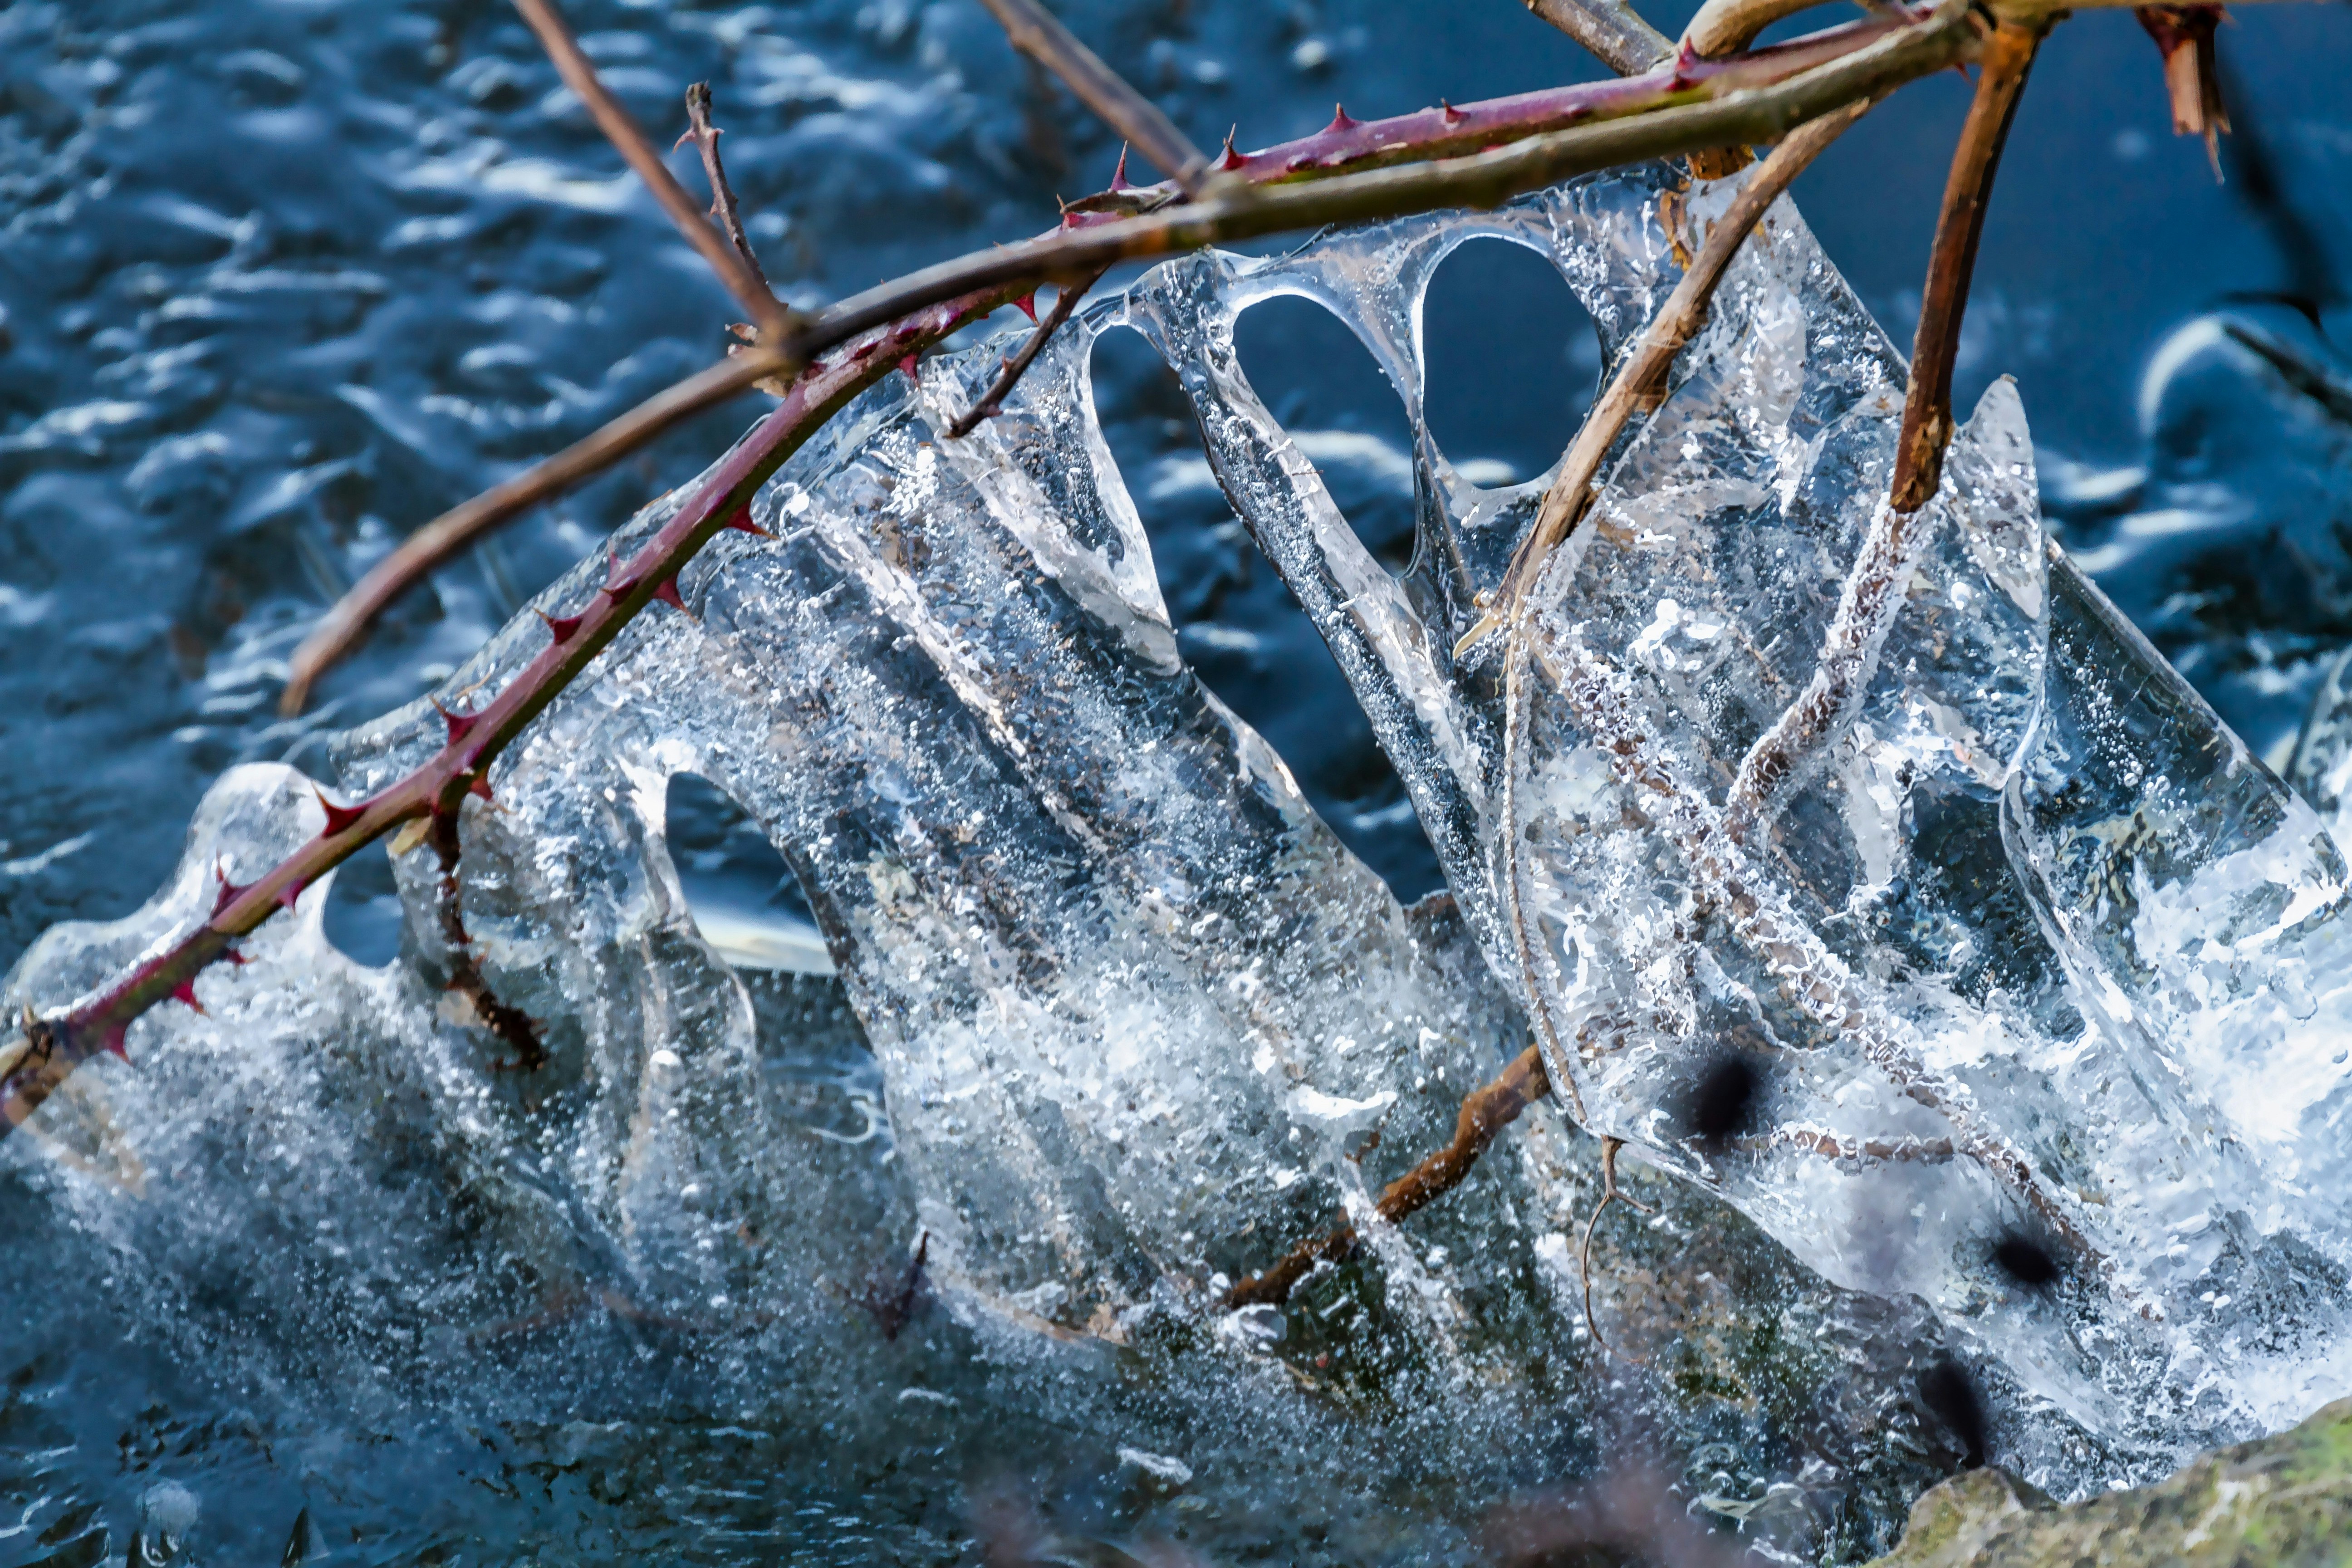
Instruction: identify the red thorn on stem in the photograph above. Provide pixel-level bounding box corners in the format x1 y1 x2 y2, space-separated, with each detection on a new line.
603 549 643 601
170 977 205 1015
1013 292 1039 323
469 774 495 803
650 576 688 612
433 697 482 746
1110 144 1132 190
313 788 368 837
1325 104 1357 134
1671 39 1701 87
898 353 920 383
100 1024 129 1061
1441 99 1464 125
277 879 305 911
537 608 586 645
211 861 249 920
1216 131 1245 172
723 504 771 538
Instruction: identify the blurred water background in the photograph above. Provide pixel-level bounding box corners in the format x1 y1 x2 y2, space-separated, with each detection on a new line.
2 0 2350 1561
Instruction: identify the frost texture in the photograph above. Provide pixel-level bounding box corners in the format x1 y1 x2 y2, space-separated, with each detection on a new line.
9 161 2352 1547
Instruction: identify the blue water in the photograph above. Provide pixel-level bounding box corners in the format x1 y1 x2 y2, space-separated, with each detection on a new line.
2 0 2349 1561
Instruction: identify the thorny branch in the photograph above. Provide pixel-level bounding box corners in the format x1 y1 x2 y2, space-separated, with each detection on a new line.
678 82 773 299
944 265 1112 439
283 5 1969 705
975 0 1215 196
1226 1045 1553 1308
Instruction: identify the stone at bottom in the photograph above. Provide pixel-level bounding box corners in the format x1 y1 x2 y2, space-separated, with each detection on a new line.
1870 1399 2352 1566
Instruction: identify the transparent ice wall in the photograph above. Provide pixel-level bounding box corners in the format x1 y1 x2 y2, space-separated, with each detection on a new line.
9 158 2352 1553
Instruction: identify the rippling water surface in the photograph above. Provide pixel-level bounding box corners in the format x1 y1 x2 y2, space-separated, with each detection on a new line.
3 0 2350 1561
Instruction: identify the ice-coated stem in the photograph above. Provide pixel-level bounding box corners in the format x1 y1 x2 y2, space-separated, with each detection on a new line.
1523 0 1676 73
510 0 791 339
943 264 1112 439
0 285 1023 1139
678 83 774 300
975 0 1215 196
1888 16 2043 514
285 4 1970 707
1226 1045 1553 1307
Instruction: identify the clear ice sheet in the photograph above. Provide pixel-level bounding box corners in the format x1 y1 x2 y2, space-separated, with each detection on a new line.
9 158 2352 1558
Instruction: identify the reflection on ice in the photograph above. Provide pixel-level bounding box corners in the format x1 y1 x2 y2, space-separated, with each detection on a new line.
12 157 2352 1559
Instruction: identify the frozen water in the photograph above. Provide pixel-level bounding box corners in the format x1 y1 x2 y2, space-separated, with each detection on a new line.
9 156 2352 1557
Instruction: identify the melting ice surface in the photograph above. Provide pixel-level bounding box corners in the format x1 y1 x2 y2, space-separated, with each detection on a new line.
12 160 2352 1561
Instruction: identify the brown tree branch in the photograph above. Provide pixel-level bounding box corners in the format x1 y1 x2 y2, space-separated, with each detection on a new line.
794 0 1975 365
279 348 788 715
284 5 1965 709
975 0 1214 196
1888 15 2043 513
510 0 790 337
1524 0 1676 74
1226 1046 1552 1308
944 265 1111 439
678 83 773 299
1460 98 1872 657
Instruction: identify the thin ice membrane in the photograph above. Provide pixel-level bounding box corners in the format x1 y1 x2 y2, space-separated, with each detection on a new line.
9 158 2352 1552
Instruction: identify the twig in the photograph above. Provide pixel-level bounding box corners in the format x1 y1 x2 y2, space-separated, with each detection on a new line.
1460 100 1870 659
943 265 1111 439
1523 0 1675 74
0 284 1024 1138
279 348 788 714
791 0 1974 364
1888 16 2044 514
509 0 790 338
1225 1045 1553 1308
1578 1134 1653 1361
284 6 1966 708
975 0 1214 195
2137 5 2229 172
429 811 546 1071
677 83 772 298
1682 0 1833 57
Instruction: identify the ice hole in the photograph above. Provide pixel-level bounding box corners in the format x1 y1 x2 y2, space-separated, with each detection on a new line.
1231 293 1421 574
1420 236 1599 486
1089 323 1445 900
663 771 832 975
320 834 401 967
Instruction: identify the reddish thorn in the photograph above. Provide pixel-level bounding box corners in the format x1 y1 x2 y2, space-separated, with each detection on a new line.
222 948 250 967
1216 131 1245 171
852 341 877 359
313 788 368 837
898 353 920 383
101 1024 128 1061
432 697 482 746
724 504 771 538
469 774 495 803
536 608 586 644
1441 98 1464 124
650 576 688 612
1013 291 1039 323
603 549 643 600
892 321 921 343
1111 144 1132 190
1326 103 1357 133
170 977 205 1015
277 879 305 911
211 861 249 920
1671 39 1701 86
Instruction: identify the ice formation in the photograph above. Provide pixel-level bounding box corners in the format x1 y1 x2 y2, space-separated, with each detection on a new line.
10 157 2352 1550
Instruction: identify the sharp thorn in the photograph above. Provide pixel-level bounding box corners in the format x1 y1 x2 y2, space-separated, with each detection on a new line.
102 1024 128 1060
469 774 495 803
723 504 771 538
651 576 688 612
277 879 305 911
432 697 483 746
1326 103 1358 133
313 788 368 837
536 608 586 644
898 353 921 383
170 977 205 1015
1111 143 1132 189
1013 291 1039 323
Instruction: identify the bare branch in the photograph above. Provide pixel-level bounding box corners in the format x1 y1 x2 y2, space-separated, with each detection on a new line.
944 265 1110 439
1523 0 1675 74
510 0 789 337
1889 16 2043 514
975 0 1213 195
1226 1045 1552 1308
678 83 773 299
794 0 1976 365
1460 98 1872 657
279 348 788 715
284 6 1961 707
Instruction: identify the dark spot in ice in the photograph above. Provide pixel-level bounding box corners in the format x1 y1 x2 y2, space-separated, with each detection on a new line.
1918 1357 1988 1469
1683 1055 1762 1148
1992 1232 2060 1289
